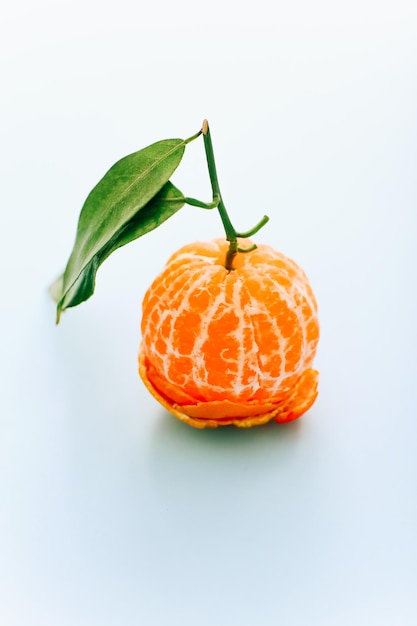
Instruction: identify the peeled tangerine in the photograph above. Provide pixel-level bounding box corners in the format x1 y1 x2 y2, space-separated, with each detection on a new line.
138 238 319 428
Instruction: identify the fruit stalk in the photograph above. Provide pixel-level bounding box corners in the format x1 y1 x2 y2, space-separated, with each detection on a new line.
202 120 269 270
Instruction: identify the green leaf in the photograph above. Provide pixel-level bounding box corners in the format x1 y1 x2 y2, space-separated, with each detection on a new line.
56 137 187 321
53 181 185 320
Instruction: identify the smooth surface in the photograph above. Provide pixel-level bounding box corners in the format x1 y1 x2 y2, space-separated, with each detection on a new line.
1 2 417 624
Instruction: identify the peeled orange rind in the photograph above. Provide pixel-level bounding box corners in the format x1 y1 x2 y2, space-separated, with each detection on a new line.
139 349 286 428
139 349 318 429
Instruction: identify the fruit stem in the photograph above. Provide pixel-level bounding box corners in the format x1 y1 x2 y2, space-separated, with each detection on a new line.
201 119 269 270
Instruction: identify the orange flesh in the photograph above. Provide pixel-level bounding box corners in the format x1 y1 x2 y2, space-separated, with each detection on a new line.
139 239 319 428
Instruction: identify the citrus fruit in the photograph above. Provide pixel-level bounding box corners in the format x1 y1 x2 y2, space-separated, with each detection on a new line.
139 238 319 428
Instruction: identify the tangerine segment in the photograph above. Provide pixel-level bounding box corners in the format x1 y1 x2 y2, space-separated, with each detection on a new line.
139 349 318 429
141 238 319 413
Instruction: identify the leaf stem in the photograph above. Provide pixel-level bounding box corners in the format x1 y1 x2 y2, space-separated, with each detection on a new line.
184 197 220 209
201 120 269 270
185 129 203 144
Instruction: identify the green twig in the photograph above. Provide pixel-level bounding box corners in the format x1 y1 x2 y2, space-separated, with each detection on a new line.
201 120 269 270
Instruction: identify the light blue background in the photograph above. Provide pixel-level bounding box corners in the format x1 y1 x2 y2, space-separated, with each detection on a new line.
1 2 416 624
